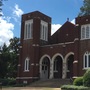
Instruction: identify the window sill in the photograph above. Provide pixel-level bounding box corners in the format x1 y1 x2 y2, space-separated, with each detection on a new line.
53 70 58 72
24 70 29 72
80 38 90 40
83 67 90 70
40 38 48 41
24 38 33 40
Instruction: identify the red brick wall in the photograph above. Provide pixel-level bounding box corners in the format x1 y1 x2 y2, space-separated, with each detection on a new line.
17 11 90 84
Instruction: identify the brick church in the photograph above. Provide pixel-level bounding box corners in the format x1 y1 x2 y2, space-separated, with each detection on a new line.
17 11 90 84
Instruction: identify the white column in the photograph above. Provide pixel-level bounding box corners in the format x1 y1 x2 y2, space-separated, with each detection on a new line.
62 61 67 79
40 64 42 79
49 62 53 79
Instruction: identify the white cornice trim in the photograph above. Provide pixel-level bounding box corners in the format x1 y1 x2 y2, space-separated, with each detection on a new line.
73 76 78 79
16 77 39 79
41 38 79 47
73 60 78 64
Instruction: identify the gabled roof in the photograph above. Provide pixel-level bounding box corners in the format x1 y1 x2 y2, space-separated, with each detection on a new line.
52 21 75 36
50 21 77 44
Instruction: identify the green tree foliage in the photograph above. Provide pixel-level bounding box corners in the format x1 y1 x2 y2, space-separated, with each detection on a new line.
83 69 90 87
8 37 20 78
0 43 9 78
0 0 3 6
78 0 90 16
9 37 20 53
0 37 20 78
0 0 8 16
73 77 83 86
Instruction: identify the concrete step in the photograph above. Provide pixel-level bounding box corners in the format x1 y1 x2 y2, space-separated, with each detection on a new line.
29 79 72 88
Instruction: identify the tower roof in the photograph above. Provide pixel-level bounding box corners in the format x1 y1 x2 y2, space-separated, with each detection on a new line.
22 11 51 23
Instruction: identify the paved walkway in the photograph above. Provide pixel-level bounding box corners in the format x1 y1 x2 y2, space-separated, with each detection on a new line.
2 87 61 90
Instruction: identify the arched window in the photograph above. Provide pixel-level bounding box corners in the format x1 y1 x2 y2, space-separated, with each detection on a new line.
83 52 90 69
28 24 30 39
25 24 28 39
24 19 33 39
24 57 30 71
81 26 85 39
86 26 89 38
40 20 48 41
81 24 90 40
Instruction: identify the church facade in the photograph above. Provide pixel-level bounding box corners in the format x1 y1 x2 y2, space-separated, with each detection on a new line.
17 11 90 84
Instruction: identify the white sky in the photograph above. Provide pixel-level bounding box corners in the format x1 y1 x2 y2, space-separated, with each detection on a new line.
0 4 23 46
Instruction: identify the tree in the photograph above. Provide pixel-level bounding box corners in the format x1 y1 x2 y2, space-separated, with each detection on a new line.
83 69 90 87
0 43 10 78
9 37 20 53
8 37 20 78
78 0 90 16
0 37 20 78
0 0 8 16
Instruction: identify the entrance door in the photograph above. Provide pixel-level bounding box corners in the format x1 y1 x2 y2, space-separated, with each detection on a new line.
41 57 50 79
67 55 74 78
42 65 48 79
53 56 62 78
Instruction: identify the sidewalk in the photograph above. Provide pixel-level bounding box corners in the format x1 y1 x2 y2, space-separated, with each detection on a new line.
2 87 61 90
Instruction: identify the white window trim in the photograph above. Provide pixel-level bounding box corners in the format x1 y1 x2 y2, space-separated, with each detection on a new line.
40 20 48 41
81 24 90 40
83 52 90 69
24 19 33 40
24 57 30 72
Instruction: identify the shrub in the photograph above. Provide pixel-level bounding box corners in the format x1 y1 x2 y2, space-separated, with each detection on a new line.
61 85 89 90
0 79 9 86
0 78 16 86
8 79 16 85
83 69 90 87
73 77 83 86
13 83 27 87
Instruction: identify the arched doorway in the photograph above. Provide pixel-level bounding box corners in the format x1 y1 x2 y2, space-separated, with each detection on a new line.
53 56 63 78
40 57 50 79
67 55 74 78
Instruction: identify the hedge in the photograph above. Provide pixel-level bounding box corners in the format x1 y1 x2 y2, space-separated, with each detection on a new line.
61 85 89 90
83 69 90 87
0 78 16 86
73 77 83 86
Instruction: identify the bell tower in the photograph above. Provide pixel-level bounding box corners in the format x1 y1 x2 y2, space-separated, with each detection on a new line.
21 11 51 45
17 11 51 84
